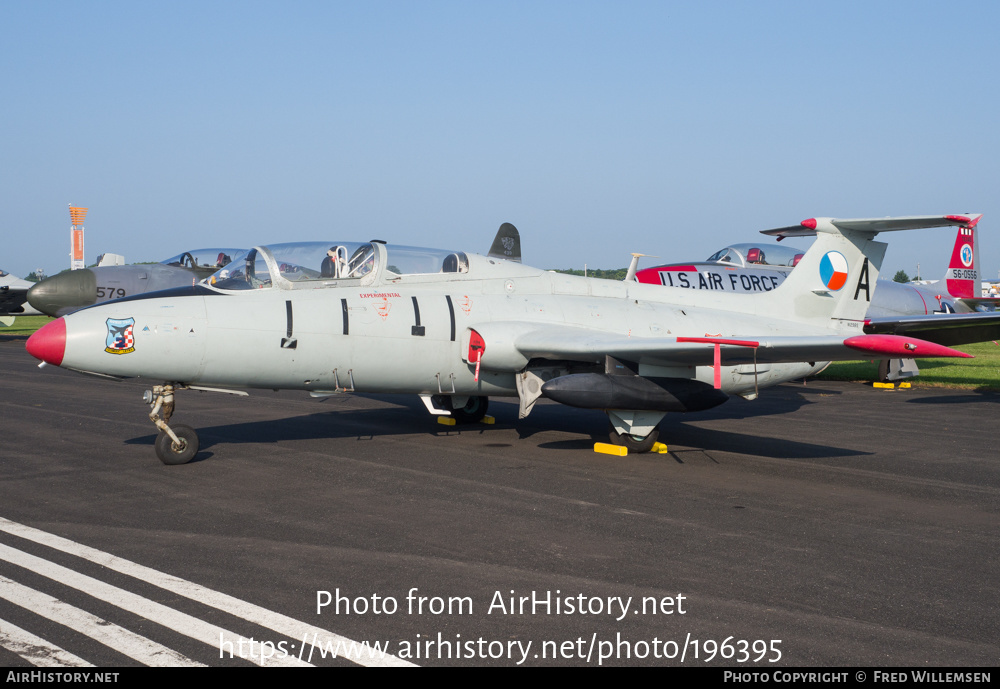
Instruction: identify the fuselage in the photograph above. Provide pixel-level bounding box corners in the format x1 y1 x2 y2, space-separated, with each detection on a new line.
637 262 966 317
26 249 243 318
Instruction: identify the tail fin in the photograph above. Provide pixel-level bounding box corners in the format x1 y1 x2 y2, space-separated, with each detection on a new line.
941 215 982 298
759 215 981 331
487 223 521 263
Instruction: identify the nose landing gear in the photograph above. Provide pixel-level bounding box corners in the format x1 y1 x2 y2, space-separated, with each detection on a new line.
145 384 200 465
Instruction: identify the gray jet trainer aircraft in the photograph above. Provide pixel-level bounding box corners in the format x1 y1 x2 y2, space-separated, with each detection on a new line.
25 218 982 465
26 248 243 317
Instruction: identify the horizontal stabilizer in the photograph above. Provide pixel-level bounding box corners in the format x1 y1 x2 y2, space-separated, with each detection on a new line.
957 297 1000 311
761 214 982 239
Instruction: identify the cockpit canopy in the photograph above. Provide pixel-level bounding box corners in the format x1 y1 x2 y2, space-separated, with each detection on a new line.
206 241 470 291
706 242 806 269
161 248 243 271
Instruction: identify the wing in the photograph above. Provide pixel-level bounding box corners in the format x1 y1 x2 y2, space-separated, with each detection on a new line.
0 285 31 315
864 312 1000 347
472 322 971 371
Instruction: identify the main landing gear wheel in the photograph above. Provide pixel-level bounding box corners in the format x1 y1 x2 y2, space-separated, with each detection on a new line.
877 359 891 383
450 396 489 423
155 424 200 465
608 421 660 453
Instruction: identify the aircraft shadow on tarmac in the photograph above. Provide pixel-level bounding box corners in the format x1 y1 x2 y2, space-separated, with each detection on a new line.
905 389 1000 405
529 407 869 461
122 384 864 463
124 396 515 460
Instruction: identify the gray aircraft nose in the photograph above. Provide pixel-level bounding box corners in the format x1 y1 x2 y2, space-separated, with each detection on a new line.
27 269 98 317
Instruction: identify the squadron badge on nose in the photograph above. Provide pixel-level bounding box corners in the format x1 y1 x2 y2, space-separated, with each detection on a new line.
105 317 136 354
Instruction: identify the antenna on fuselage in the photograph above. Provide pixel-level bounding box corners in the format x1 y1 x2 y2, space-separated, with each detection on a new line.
624 253 658 282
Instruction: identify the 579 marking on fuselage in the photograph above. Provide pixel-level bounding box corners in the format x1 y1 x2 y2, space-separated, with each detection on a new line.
97 287 127 300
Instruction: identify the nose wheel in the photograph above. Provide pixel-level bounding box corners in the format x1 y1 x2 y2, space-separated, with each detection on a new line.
155 424 200 465
146 384 200 465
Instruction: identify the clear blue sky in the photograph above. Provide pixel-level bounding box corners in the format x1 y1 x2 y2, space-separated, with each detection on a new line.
2 1 997 280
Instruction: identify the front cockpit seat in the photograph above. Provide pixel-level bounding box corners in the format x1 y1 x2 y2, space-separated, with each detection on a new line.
322 246 349 278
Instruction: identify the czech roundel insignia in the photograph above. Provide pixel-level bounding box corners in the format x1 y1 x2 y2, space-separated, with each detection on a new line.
819 251 849 291
961 244 973 267
105 317 136 354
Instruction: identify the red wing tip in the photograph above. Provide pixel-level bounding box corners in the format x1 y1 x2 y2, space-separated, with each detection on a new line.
800 218 818 229
26 318 66 366
946 213 983 228
843 334 970 359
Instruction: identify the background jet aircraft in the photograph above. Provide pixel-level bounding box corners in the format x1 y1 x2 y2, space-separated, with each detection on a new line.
26 219 982 465
0 268 42 325
635 215 989 315
27 248 243 318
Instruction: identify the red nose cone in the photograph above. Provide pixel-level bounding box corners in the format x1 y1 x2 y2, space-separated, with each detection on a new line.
26 318 67 366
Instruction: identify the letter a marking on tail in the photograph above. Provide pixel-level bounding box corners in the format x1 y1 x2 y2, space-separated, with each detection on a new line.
854 258 871 302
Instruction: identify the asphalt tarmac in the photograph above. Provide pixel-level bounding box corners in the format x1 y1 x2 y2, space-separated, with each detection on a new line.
0 334 997 667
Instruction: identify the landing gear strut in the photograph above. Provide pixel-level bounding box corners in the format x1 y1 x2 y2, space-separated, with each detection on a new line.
145 384 200 465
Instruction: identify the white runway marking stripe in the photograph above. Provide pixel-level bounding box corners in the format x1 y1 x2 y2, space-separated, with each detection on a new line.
0 575 203 667
0 543 310 667
0 619 94 667
0 518 413 667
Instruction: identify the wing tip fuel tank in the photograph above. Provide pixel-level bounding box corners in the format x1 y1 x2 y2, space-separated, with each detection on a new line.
843 334 973 359
26 318 67 366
